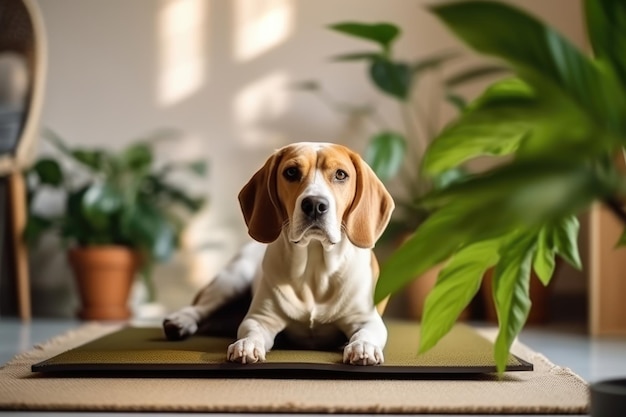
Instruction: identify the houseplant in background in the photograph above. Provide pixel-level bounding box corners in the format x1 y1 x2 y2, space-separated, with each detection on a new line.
374 0 626 378
24 130 206 320
295 20 507 318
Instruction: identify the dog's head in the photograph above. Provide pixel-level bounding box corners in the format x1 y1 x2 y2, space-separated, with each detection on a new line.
238 142 394 249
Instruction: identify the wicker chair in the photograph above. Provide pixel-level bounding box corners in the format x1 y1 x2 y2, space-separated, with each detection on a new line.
0 0 46 320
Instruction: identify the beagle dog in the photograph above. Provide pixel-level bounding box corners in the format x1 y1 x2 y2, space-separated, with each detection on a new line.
163 142 394 365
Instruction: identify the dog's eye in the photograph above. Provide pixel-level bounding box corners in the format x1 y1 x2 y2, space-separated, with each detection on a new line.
334 169 348 181
283 167 301 182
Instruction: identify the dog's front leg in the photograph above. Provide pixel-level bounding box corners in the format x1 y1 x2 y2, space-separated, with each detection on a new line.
338 310 387 366
227 298 286 364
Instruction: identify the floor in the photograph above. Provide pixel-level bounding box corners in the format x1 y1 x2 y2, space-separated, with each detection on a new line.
1 319 625 417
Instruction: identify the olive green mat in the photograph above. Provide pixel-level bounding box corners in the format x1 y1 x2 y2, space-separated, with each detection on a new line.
31 321 531 375
0 322 589 413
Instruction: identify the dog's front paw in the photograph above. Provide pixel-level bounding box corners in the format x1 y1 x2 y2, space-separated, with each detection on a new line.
343 340 384 365
227 338 266 364
163 311 198 341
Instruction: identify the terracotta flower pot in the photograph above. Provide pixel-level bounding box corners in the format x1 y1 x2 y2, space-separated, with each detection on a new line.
68 246 139 321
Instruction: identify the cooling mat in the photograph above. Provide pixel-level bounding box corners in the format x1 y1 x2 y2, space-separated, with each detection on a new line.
31 321 532 376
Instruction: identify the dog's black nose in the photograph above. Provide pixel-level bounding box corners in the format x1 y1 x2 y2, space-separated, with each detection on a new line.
301 196 329 219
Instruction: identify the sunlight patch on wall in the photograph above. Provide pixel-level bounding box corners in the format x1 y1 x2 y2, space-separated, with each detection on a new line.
233 71 290 147
234 0 294 62
157 0 207 107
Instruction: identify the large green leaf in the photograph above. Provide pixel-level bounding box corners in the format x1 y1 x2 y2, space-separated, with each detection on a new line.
532 214 582 285
377 160 605 303
376 205 463 303
430 166 468 191
121 203 176 261
365 131 406 181
419 238 502 353
425 164 587 227
423 78 533 174
328 22 400 51
585 0 626 89
551 215 582 270
376 202 506 304
431 0 626 139
533 215 582 285
369 59 412 101
424 75 601 175
63 187 101 245
422 159 610 221
81 182 123 231
532 226 556 286
493 232 535 373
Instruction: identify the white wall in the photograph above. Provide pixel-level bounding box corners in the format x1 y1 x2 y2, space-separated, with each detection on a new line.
30 0 586 317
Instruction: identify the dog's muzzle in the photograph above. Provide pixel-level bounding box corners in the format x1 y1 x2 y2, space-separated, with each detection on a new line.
290 194 340 248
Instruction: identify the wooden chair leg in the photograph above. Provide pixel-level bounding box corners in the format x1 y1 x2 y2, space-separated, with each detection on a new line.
8 171 31 320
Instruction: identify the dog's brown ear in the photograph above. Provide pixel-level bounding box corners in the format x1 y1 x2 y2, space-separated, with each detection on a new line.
238 150 286 243
344 152 395 249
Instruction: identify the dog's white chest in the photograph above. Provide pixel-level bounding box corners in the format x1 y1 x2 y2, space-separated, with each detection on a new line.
275 281 339 326
263 236 375 342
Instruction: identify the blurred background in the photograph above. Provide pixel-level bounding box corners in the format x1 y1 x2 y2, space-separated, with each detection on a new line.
2 0 591 325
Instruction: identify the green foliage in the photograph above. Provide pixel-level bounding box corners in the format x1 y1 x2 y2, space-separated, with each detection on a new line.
376 0 626 373
24 130 207 300
418 238 501 354
327 22 400 54
365 132 406 182
295 20 508 234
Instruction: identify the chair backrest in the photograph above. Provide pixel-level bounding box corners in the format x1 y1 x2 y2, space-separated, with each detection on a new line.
0 0 47 175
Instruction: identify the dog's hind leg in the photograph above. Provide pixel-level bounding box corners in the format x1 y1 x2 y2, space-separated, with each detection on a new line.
163 241 266 340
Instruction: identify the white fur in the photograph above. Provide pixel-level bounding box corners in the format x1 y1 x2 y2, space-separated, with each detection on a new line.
164 143 388 365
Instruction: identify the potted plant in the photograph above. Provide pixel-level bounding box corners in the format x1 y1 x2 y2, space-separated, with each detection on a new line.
24 130 206 320
294 21 507 318
374 0 626 376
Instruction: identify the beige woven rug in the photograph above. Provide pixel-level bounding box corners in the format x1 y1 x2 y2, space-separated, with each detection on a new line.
0 323 588 414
